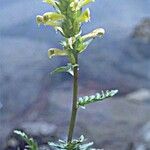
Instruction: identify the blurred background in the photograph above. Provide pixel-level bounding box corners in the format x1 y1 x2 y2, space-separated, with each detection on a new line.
0 0 150 149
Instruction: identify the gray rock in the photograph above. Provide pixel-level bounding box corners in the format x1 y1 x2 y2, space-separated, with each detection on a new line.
132 18 150 43
4 121 57 150
136 144 146 150
19 122 57 137
126 89 150 102
141 122 150 142
0 101 2 109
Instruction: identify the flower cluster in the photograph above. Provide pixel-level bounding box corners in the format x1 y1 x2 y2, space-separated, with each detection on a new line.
36 0 105 65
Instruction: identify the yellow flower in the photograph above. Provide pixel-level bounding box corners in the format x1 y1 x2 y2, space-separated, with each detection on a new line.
70 0 95 11
70 0 80 11
78 8 91 23
43 12 65 22
43 0 58 7
79 0 95 7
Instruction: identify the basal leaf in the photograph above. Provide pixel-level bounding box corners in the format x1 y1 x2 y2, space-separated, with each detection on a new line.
14 130 38 150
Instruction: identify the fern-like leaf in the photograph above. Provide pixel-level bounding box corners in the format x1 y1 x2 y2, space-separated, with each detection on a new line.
77 90 118 108
48 135 99 150
14 130 38 150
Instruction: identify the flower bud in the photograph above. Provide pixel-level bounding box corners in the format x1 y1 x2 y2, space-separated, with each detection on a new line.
36 15 44 25
70 0 80 11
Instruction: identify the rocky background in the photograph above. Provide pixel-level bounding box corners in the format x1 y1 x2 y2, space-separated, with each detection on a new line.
0 0 150 149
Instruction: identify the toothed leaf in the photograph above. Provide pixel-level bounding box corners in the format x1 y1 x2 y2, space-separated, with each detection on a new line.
48 135 97 150
14 130 38 150
78 90 118 107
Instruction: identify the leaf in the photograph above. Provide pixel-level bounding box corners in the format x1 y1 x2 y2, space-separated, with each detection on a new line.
48 135 96 150
78 38 93 53
77 90 118 107
51 63 78 76
14 130 38 150
48 48 67 58
79 142 94 150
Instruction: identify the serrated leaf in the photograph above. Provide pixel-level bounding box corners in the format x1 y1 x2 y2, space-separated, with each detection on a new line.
77 90 118 107
80 142 94 150
48 135 96 150
14 130 38 150
51 63 78 76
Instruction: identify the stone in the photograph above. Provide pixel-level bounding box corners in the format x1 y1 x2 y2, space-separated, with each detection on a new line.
126 89 150 102
4 121 57 150
132 18 150 43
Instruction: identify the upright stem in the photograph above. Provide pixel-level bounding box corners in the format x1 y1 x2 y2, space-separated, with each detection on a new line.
67 56 78 143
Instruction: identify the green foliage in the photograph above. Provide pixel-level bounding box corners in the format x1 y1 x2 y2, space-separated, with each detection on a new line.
49 135 100 150
14 130 38 150
78 90 118 108
51 63 78 76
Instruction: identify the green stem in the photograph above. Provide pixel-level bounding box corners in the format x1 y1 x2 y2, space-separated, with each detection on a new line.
67 56 78 143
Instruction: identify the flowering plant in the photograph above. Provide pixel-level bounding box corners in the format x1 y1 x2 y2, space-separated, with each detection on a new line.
15 0 118 149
